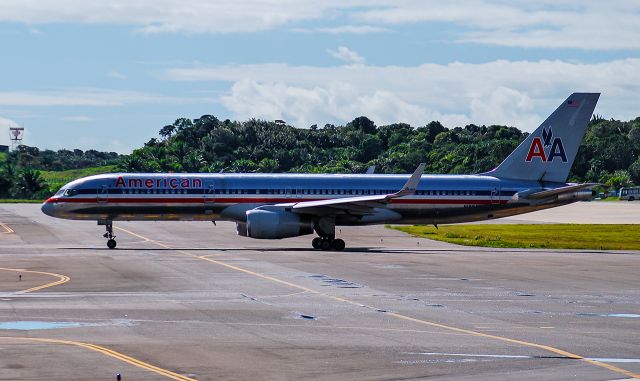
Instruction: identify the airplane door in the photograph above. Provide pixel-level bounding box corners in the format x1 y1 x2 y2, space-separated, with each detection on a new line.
97 184 108 203
490 184 501 204
204 183 215 214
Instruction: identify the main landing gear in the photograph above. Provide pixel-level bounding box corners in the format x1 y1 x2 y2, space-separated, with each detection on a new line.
311 217 345 251
99 220 117 249
312 237 345 251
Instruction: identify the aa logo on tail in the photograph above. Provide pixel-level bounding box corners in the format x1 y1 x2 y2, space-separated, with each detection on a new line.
525 127 567 163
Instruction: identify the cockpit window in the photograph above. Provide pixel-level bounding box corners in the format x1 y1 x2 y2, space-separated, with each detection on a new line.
63 189 78 197
54 188 65 196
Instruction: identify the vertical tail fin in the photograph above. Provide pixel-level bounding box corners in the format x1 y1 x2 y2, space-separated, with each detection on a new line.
486 92 600 183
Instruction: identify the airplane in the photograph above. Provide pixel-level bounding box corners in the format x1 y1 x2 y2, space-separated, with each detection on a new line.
42 93 599 251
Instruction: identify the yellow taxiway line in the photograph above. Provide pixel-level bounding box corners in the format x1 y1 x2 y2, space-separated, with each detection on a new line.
0 259 193 379
0 222 14 234
116 225 640 380
0 336 196 381
0 267 70 293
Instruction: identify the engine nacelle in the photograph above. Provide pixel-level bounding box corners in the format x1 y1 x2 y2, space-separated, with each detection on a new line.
236 222 248 237
245 207 314 239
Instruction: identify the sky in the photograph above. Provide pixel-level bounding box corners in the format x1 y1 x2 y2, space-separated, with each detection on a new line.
0 0 639 153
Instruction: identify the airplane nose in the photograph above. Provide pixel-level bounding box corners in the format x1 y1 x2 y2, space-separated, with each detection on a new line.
41 200 55 216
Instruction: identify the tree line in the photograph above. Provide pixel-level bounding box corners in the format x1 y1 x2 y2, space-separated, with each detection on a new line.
123 114 640 185
0 147 120 199
1 114 638 199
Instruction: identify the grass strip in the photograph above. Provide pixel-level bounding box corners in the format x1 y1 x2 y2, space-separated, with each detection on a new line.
41 165 117 190
391 224 640 251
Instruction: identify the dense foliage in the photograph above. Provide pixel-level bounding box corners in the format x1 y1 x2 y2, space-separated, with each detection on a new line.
123 115 640 187
0 147 120 199
1 114 638 200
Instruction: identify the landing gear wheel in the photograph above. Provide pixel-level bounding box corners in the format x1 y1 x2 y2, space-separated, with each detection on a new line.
320 239 332 251
312 237 322 249
101 220 117 249
333 238 345 251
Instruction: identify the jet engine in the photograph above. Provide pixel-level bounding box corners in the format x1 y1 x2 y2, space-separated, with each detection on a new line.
236 222 248 237
244 207 314 239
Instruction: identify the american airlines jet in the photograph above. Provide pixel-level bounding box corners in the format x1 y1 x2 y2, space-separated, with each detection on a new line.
42 93 599 251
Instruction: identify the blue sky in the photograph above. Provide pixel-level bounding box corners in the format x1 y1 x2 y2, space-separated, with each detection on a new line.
0 1 639 153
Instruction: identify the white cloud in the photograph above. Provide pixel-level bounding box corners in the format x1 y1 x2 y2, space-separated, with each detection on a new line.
356 1 640 50
1 1 638 49
221 80 429 128
164 58 640 131
327 46 365 65
0 0 370 34
0 88 214 106
295 25 387 34
469 87 539 129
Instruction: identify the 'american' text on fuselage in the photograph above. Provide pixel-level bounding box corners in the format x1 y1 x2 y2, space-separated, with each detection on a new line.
114 176 203 189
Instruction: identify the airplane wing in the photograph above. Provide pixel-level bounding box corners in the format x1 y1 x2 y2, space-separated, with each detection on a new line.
278 163 425 216
523 183 598 200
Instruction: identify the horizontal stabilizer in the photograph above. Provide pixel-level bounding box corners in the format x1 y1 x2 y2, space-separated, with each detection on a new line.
526 183 598 200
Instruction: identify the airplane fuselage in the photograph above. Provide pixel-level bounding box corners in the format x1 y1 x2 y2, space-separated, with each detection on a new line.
42 172 583 226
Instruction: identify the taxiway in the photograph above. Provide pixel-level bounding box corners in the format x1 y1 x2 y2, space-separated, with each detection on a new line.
0 203 638 380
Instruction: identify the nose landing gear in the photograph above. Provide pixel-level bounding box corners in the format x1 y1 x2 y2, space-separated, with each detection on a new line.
99 220 117 249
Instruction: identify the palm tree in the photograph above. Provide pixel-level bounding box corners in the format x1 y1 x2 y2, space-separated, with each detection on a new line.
0 161 16 197
13 168 48 199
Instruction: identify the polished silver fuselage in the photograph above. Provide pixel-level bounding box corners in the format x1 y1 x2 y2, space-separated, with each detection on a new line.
41 173 577 225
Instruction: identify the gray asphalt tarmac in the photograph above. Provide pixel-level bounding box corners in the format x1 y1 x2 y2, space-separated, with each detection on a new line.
0 203 638 380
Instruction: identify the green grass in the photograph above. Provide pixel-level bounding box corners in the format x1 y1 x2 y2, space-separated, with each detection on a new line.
40 165 118 192
599 196 621 202
40 165 117 184
391 224 640 251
